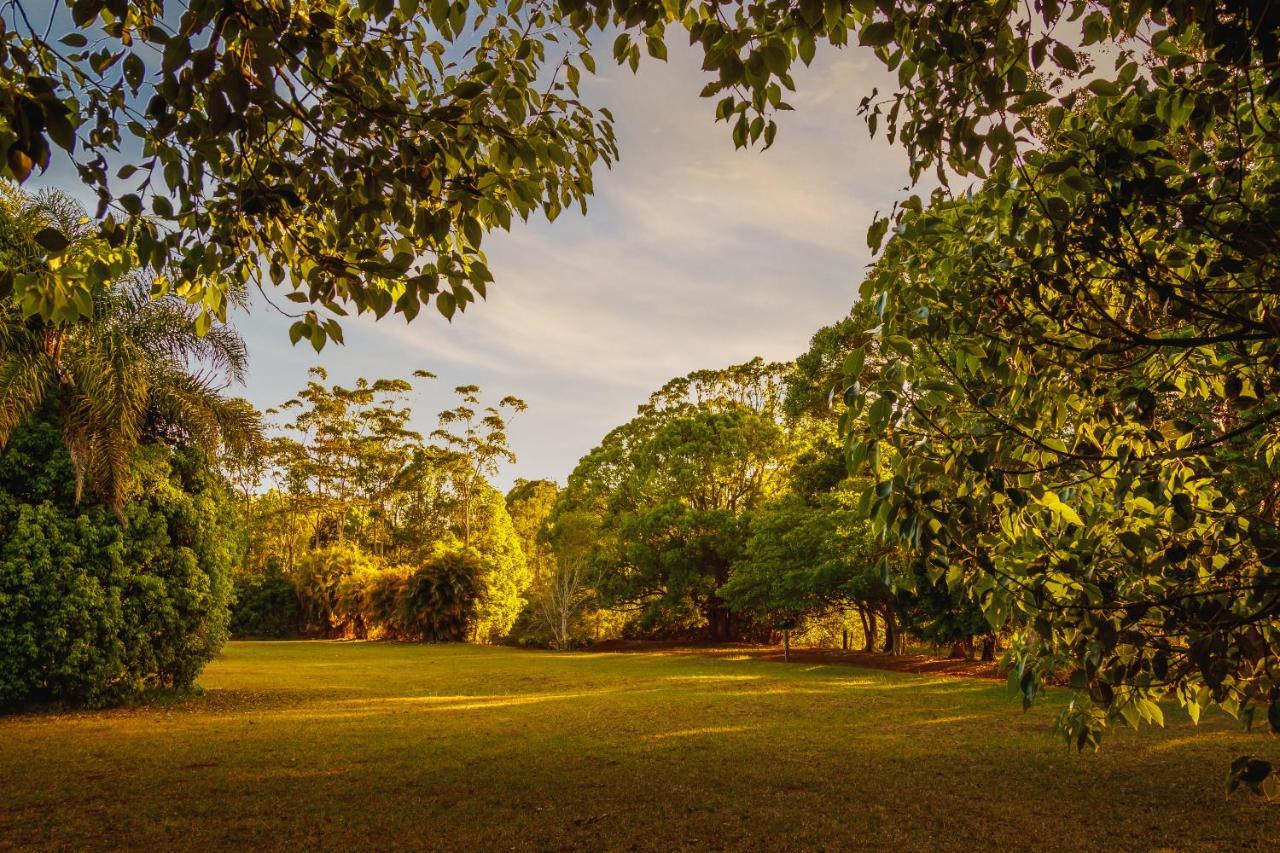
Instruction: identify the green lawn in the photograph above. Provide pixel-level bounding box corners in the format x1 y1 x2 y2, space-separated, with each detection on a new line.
1 642 1275 850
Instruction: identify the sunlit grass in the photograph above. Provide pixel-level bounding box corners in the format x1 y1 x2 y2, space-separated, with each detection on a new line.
1 642 1275 850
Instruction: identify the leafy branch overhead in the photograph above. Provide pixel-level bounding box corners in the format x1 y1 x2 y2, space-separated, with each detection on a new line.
1 0 618 346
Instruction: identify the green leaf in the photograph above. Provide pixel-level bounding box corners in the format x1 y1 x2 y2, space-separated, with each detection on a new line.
33 227 70 253
1086 78 1121 97
843 348 866 379
859 22 895 48
452 80 485 100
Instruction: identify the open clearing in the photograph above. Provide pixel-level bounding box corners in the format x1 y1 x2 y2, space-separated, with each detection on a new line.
1 641 1276 851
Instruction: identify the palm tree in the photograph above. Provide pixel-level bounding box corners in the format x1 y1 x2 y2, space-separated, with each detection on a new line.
0 183 260 511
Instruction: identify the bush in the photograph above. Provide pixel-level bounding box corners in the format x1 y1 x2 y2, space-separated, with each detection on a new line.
398 550 483 642
291 544 383 638
288 545 484 642
229 559 303 639
364 565 413 639
0 417 235 709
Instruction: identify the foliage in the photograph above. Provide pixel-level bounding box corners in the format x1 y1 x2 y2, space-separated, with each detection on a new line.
291 544 383 638
506 478 559 564
398 550 483 642
228 558 302 640
0 184 260 510
468 483 530 642
264 367 429 556
535 508 600 648
826 9 1280 781
722 489 884 629
0 413 235 708
843 80 1280 753
234 371 531 643
433 384 526 547
891 562 995 659
562 359 791 640
0 0 618 343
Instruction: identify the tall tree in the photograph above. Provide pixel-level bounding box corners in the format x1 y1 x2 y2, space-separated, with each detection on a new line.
842 91 1280 770
564 359 791 640
433 385 525 546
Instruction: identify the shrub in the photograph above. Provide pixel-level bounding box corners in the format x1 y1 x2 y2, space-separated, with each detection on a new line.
229 559 303 639
364 565 413 639
291 544 382 638
399 550 483 642
0 418 235 709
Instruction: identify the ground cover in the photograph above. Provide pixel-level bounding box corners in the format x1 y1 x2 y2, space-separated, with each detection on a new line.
1 641 1275 850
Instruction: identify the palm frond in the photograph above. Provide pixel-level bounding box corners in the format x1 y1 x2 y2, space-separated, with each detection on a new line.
63 328 148 510
0 348 54 446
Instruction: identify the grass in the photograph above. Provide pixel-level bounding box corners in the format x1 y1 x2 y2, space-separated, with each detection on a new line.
1 642 1276 850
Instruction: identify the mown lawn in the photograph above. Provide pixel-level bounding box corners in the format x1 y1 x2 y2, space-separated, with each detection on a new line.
1 642 1276 851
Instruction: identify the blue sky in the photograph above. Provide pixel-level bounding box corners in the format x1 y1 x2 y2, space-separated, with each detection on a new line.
39 39 912 490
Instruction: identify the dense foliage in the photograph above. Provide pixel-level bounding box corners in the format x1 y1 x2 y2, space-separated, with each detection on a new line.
0 185 255 707
560 360 791 640
0 0 617 343
0 413 236 707
227 370 529 643
5 0 1277 789
810 6 1280 786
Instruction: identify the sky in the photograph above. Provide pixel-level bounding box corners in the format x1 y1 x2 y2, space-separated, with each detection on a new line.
40 38 914 491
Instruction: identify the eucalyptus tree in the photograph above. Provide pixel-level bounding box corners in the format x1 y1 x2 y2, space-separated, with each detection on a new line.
432 384 526 546
270 367 424 547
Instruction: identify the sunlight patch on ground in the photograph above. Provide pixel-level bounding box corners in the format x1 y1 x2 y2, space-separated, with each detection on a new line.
645 725 750 741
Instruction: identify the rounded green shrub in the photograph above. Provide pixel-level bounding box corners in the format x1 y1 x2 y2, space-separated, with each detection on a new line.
0 417 235 709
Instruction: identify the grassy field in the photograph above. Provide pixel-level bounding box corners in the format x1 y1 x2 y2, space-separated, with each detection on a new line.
1 642 1276 851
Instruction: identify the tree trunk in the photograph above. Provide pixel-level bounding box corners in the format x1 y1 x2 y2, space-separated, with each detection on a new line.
948 641 967 659
864 607 878 652
882 605 897 655
783 628 790 663
980 634 997 662
842 628 849 651
706 598 736 643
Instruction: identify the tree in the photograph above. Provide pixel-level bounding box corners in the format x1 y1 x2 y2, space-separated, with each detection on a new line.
539 509 600 649
0 184 259 511
0 0 618 343
564 359 792 640
579 0 1280 777
468 483 530 643
722 488 889 649
267 367 429 553
432 385 525 547
506 478 560 562
841 86 1280 769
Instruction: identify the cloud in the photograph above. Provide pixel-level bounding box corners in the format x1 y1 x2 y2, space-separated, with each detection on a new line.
235 42 910 487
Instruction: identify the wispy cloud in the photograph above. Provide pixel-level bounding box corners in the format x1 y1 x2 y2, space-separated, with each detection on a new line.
236 43 908 487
